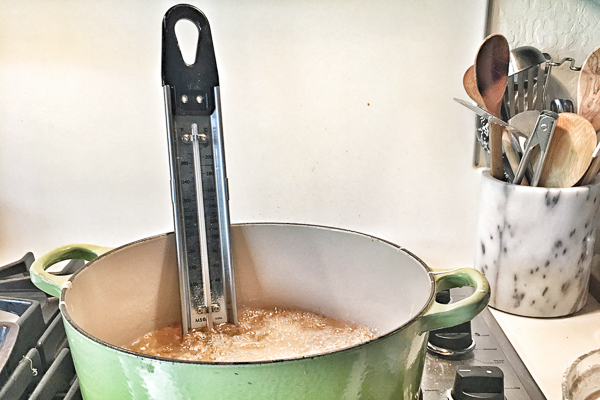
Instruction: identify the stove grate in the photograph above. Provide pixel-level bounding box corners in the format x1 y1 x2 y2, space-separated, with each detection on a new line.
0 254 82 400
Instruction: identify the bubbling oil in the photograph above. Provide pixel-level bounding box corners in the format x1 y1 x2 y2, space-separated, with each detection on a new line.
126 307 377 362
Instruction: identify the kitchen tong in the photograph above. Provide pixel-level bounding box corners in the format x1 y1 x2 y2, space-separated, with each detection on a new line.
457 97 558 186
512 110 558 186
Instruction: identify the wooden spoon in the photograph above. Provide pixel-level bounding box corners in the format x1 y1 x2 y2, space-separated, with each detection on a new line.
463 65 484 107
475 34 510 180
539 113 597 188
577 45 600 133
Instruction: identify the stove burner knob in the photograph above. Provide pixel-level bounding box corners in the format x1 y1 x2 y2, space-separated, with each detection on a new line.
451 366 504 400
427 289 475 358
427 320 475 357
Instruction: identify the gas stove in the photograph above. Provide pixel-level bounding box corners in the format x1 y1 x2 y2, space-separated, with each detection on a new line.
0 254 82 399
0 255 545 399
421 287 546 400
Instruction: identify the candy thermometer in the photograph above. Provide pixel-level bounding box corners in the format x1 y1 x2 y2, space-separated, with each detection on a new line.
162 5 237 332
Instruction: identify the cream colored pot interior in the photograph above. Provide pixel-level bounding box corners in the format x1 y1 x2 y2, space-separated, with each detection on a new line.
62 224 433 347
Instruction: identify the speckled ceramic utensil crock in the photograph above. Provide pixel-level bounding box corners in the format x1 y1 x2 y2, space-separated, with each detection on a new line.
30 223 489 400
475 170 600 317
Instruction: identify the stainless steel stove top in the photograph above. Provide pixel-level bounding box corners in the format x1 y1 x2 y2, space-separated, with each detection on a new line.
421 287 546 400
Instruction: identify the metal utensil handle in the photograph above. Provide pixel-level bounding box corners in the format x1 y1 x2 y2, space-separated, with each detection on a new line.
529 111 558 186
545 55 582 71
512 141 535 185
550 99 574 113
453 98 527 138
162 5 237 332
543 53 581 109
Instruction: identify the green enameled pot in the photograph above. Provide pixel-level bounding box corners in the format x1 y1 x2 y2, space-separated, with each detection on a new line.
30 223 489 400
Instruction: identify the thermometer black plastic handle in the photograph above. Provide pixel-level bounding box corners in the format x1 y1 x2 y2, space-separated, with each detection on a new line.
162 4 219 116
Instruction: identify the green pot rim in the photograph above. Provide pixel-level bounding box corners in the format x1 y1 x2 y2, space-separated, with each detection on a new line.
51 223 485 366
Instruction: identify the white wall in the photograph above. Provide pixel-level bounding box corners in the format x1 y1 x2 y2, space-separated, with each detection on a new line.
0 1 487 270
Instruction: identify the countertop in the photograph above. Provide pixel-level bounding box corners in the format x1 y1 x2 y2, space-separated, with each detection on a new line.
491 294 600 400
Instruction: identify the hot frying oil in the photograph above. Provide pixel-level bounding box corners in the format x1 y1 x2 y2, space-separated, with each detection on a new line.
126 307 377 362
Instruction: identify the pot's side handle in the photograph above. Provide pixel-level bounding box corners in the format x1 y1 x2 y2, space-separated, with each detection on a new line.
418 268 490 334
30 244 114 298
